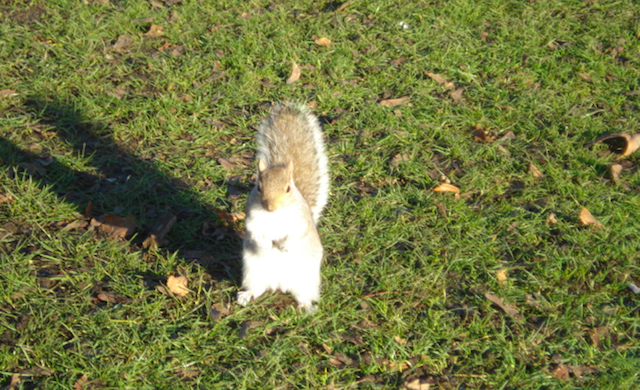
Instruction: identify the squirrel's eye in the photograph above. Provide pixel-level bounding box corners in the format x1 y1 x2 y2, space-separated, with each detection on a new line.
285 185 291 193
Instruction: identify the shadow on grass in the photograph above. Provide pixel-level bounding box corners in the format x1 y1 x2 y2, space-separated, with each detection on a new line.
0 96 241 284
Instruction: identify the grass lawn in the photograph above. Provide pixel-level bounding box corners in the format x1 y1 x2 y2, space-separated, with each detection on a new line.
1 0 640 388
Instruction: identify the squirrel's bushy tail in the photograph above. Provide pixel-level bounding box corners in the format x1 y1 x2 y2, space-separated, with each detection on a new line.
256 103 329 222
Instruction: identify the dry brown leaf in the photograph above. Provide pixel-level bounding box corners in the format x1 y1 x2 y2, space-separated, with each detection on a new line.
578 72 591 81
0 192 14 204
529 162 543 179
174 368 200 378
6 373 21 390
217 157 237 169
546 213 558 225
579 208 603 228
335 1 351 12
142 212 176 250
238 321 262 339
393 335 407 345
113 34 133 51
145 24 165 37
425 72 454 89
380 96 410 107
484 293 523 320
609 163 622 184
286 61 301 84
404 378 430 390
73 374 88 390
63 219 89 231
215 208 245 225
0 89 18 98
95 215 136 239
472 127 497 143
314 37 332 47
167 275 189 297
496 269 508 286
552 364 570 380
585 132 640 158
209 302 231 322
389 153 410 167
450 87 464 103
433 183 460 194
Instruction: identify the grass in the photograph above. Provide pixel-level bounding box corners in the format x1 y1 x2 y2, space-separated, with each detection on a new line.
1 0 640 388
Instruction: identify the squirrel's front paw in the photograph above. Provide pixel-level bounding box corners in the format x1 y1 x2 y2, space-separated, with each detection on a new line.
297 301 318 313
236 291 254 306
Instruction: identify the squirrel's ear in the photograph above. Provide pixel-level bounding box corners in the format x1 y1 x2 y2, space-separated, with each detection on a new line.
285 160 294 178
258 159 267 173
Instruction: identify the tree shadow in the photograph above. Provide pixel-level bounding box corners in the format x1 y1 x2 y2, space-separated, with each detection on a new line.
1 95 242 283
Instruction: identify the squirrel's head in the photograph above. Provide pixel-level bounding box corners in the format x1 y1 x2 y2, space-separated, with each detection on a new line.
257 159 294 212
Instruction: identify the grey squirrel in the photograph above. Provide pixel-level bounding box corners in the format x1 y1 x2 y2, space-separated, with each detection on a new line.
237 103 329 311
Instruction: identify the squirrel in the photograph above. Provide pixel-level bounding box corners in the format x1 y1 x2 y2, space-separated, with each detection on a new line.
237 102 329 311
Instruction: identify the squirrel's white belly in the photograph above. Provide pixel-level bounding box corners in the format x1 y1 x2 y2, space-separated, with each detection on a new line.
241 205 322 308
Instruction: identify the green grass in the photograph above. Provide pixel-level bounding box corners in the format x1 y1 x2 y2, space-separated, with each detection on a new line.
1 0 640 388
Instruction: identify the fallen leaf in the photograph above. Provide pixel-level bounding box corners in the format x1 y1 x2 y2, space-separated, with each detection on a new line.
552 364 570 380
546 213 558 225
73 374 88 390
393 335 407 345
0 192 14 204
314 37 332 47
339 332 364 346
286 61 301 84
578 72 591 81
425 72 454 89
472 126 497 143
209 302 231 322
112 34 133 52
174 369 200 378
404 378 430 390
63 219 89 231
216 209 245 225
113 85 127 99
19 366 53 377
380 96 410 107
496 269 508 286
6 373 21 390
217 157 237 169
569 365 598 377
240 12 251 19
484 293 523 320
335 1 351 12
96 292 118 303
496 105 517 111
96 215 136 239
389 153 410 167
589 326 608 348
500 130 517 141
450 87 464 103
609 163 622 184
585 132 640 158
579 207 603 228
167 10 179 22
628 282 640 294
238 321 262 339
166 275 189 297
0 89 18 98
145 24 165 37
142 212 176 250
529 162 543 179
433 183 460 193
525 294 544 309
